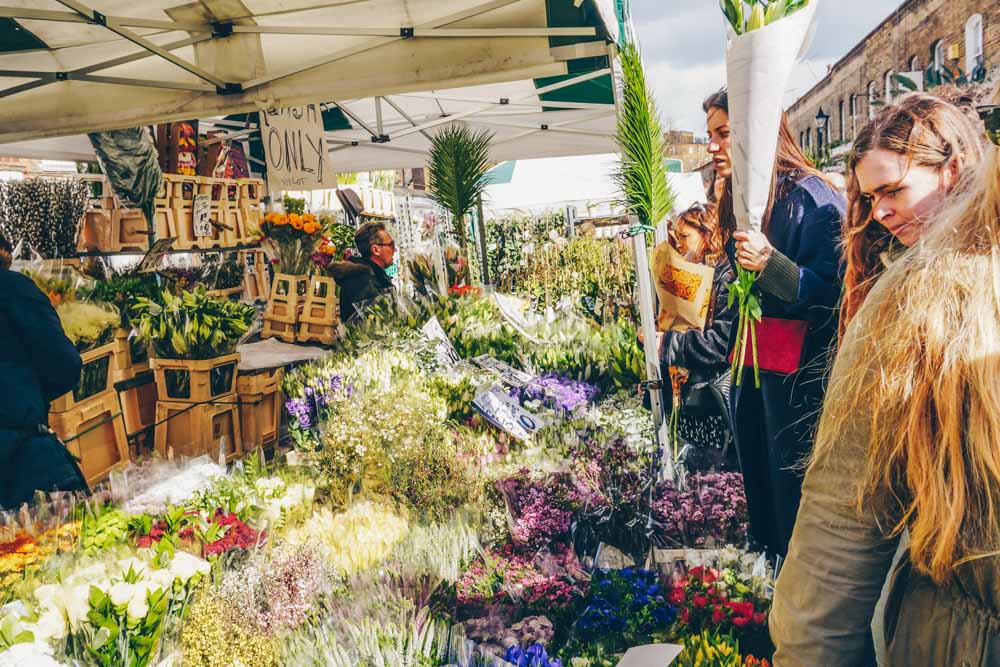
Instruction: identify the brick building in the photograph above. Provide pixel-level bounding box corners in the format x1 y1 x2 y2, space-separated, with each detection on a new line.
663 130 711 172
787 0 1000 155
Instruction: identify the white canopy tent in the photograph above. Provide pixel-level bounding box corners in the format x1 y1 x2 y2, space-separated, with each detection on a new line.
0 0 625 174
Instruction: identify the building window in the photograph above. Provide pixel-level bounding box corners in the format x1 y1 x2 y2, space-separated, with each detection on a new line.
884 70 894 103
868 81 878 120
931 39 946 73
839 99 846 142
909 55 921 72
850 94 857 117
966 14 984 73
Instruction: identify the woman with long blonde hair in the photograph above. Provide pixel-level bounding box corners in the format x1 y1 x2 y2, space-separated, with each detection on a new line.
840 93 984 337
770 105 1000 665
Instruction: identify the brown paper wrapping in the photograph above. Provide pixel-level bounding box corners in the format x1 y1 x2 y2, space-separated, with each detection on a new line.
653 242 716 333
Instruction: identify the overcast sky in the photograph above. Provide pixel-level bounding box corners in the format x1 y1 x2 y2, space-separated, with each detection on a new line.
632 0 903 135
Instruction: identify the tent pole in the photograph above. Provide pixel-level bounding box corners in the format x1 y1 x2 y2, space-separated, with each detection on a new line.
630 224 666 472
476 194 490 287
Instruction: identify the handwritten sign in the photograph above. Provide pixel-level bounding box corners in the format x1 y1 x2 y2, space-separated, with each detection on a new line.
421 316 459 367
137 238 175 273
471 355 534 388
615 644 683 667
193 194 212 237
472 388 545 441
259 104 336 192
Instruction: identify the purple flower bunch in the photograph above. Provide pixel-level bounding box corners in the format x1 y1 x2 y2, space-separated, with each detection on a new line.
498 471 583 550
503 643 563 667
653 472 749 547
285 373 350 430
515 374 599 414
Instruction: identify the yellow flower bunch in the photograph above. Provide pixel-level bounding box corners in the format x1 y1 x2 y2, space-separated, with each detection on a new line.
0 522 79 594
285 502 409 575
181 586 281 667
676 630 742 667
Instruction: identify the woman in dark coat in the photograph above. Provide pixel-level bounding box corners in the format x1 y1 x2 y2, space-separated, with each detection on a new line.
704 90 845 558
0 236 88 508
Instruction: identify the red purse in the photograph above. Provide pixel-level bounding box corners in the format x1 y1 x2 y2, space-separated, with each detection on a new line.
728 317 808 375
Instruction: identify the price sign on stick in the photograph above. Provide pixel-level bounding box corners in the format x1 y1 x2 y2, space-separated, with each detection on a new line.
471 355 534 388
137 238 175 273
193 194 212 237
472 388 545 441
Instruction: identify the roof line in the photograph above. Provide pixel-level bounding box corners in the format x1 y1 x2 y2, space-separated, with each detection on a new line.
788 0 917 111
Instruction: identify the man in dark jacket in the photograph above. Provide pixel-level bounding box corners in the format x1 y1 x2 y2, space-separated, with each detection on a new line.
0 236 88 508
329 221 396 322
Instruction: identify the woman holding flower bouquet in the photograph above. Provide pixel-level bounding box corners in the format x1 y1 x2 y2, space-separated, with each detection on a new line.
704 89 845 558
771 99 1000 667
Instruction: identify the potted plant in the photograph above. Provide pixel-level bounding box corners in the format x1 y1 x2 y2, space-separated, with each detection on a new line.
133 287 255 404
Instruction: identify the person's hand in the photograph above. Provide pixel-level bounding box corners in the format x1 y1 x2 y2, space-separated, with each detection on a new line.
733 230 774 272
637 330 664 351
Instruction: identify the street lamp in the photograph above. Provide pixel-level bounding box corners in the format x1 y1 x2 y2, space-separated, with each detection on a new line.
815 107 830 148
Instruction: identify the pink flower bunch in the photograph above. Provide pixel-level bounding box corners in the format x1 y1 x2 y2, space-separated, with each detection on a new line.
653 472 749 547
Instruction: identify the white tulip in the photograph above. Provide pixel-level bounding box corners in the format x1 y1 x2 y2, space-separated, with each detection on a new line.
30 609 67 642
126 594 149 621
169 551 210 583
65 585 92 630
0 642 64 667
109 582 136 607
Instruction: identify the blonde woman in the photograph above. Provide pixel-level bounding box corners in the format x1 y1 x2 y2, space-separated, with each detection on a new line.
770 105 1000 665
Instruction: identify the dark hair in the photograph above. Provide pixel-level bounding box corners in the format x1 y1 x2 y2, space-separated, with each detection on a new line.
355 221 387 258
0 234 11 271
703 87 828 236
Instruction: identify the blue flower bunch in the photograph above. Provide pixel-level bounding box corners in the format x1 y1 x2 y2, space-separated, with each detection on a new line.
576 568 676 648
285 373 350 438
503 643 563 667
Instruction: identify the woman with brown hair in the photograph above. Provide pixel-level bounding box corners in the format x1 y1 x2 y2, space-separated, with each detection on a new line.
770 102 1000 667
704 89 845 558
840 92 984 336
658 202 737 470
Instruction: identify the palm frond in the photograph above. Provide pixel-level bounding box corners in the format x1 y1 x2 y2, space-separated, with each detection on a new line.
426 124 494 248
614 42 674 225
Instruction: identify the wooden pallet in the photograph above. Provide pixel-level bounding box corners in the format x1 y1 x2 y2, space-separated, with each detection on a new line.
154 394 242 462
237 368 284 450
149 354 240 404
50 342 117 413
50 390 129 488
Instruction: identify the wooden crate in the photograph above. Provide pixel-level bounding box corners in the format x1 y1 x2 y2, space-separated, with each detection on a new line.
112 209 151 253
205 286 243 301
50 390 129 488
241 206 263 239
149 354 240 404
296 276 339 345
78 209 115 252
151 208 177 245
153 177 170 209
112 329 150 382
117 370 157 446
164 174 198 209
262 314 297 343
154 395 241 462
297 315 338 345
237 177 264 207
241 249 270 302
264 274 308 319
220 207 245 247
50 342 117 413
237 368 284 450
80 174 116 210
172 208 230 250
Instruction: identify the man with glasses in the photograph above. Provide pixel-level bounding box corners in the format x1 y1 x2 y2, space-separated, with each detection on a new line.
329 221 396 322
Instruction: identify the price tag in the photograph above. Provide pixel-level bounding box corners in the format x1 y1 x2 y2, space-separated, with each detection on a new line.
472 388 544 441
471 355 534 388
421 316 459 367
193 194 212 237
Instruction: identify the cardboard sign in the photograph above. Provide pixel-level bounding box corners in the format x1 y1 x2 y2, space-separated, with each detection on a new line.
471 355 534 388
193 194 212 237
472 388 545 441
615 644 683 667
421 316 459 367
259 104 337 192
137 238 175 273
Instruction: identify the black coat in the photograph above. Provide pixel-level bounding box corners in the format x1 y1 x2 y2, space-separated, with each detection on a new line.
729 173 845 558
329 256 393 322
0 270 88 508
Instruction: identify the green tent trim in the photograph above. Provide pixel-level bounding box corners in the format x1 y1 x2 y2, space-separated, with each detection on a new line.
0 18 46 53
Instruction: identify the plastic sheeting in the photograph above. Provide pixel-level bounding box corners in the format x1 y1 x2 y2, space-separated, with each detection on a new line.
87 127 162 224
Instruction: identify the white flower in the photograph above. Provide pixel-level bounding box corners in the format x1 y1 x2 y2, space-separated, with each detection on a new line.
168 551 210 583
32 584 61 613
65 585 92 630
29 609 67 642
109 582 136 607
117 557 148 579
0 642 64 667
126 594 149 621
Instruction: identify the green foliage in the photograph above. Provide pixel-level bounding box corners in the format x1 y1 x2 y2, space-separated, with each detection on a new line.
80 505 130 556
615 42 673 227
132 287 255 360
78 261 161 325
727 267 762 388
281 194 306 215
426 125 494 249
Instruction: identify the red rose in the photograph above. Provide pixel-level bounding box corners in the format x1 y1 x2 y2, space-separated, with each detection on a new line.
668 588 686 606
136 536 152 549
692 594 709 609
703 567 720 583
729 601 755 618
753 612 767 626
732 615 751 628
679 607 690 623
688 566 704 580
711 606 726 625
